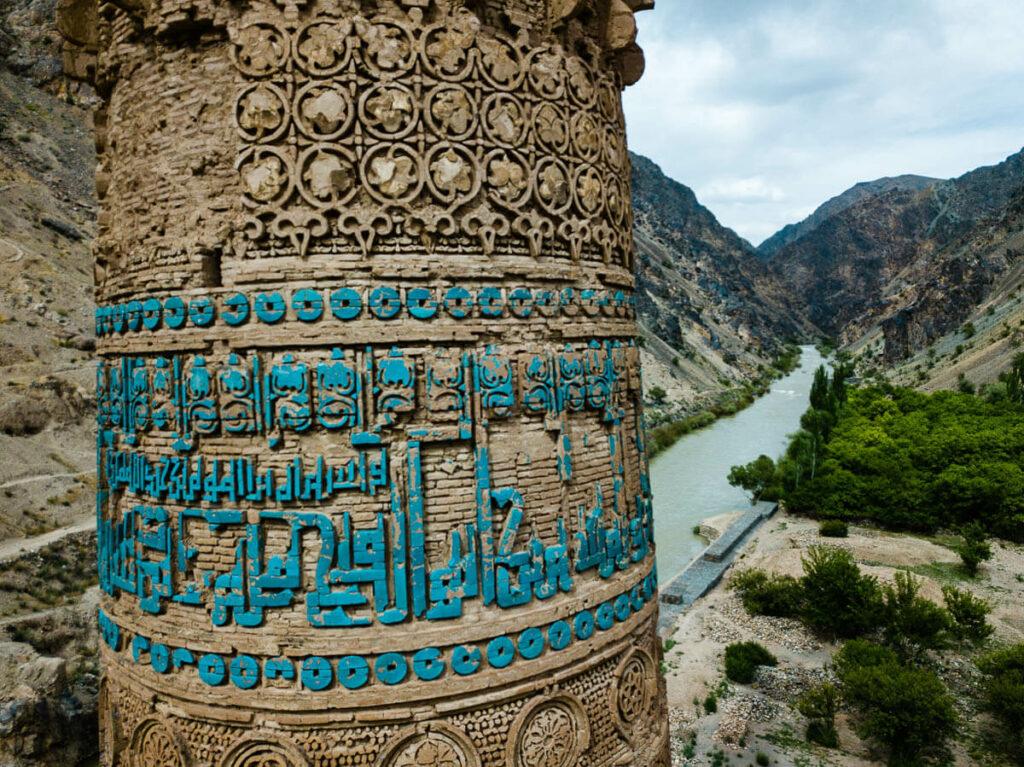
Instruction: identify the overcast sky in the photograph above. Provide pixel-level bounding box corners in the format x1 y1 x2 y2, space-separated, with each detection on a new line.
622 0 1024 246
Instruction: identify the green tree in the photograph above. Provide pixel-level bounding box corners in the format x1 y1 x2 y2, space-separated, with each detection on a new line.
957 522 993 576
724 641 777 684
798 682 840 748
801 546 882 638
835 641 958 766
977 644 1024 762
881 571 951 662
942 585 993 645
1006 352 1024 405
727 455 777 502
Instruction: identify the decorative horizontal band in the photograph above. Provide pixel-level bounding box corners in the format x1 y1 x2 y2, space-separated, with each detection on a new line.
94 285 637 337
99 568 657 692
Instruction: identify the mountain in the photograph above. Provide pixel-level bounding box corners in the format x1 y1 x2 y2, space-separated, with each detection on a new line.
757 175 938 259
629 154 812 408
765 148 1024 369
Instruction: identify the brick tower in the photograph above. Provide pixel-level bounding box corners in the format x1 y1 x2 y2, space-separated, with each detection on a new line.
58 0 669 764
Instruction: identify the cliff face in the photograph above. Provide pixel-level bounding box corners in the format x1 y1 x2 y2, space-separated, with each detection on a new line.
765 148 1024 370
757 174 938 260
630 154 811 408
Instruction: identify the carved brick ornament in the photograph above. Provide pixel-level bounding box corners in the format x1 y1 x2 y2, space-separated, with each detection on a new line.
57 0 668 764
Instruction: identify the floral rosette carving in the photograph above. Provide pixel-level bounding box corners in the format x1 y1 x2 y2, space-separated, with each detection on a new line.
356 18 416 76
426 85 477 139
236 83 289 142
426 145 480 207
360 83 419 140
362 144 423 205
294 18 352 75
294 82 354 140
232 22 289 76
421 13 479 80
126 719 186 767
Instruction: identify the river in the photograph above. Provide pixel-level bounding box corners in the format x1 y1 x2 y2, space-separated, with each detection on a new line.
651 344 825 582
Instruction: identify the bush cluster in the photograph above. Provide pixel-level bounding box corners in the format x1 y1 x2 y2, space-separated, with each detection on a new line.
732 548 998 763
818 519 848 537
835 640 958 766
977 644 1024 761
729 569 804 618
723 641 777 683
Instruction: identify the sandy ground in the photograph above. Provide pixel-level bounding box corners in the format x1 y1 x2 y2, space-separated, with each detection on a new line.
660 511 1024 767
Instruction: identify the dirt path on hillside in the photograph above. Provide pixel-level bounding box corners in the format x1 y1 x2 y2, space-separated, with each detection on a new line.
0 514 94 563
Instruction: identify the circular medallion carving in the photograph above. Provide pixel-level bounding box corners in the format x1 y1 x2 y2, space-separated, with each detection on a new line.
357 20 416 76
360 83 419 140
486 149 530 209
232 23 289 76
532 103 568 153
388 734 469 767
237 146 294 207
298 145 358 208
617 656 650 723
294 19 352 75
421 14 479 81
362 144 423 204
507 695 589 767
377 724 480 767
481 94 526 146
221 736 309 767
426 144 480 207
611 648 657 740
126 718 186 767
476 37 523 90
527 47 565 99
236 83 289 143
295 82 354 141
426 85 478 140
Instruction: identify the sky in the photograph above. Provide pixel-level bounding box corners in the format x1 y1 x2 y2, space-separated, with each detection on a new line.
622 0 1024 246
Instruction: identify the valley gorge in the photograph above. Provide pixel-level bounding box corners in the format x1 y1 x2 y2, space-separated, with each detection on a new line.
1 1 1024 764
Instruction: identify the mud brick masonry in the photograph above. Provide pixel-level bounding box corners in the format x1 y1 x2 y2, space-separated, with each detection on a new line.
56 0 669 764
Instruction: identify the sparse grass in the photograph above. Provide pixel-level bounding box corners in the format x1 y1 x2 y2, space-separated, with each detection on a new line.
907 561 970 585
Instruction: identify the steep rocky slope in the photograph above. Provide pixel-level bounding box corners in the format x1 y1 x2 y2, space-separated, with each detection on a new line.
765 148 1024 378
758 174 937 260
0 69 96 540
631 154 812 409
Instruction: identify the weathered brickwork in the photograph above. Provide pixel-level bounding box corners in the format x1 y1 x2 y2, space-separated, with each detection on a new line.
59 0 669 764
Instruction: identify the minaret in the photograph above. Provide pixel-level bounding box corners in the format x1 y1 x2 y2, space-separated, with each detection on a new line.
58 0 669 764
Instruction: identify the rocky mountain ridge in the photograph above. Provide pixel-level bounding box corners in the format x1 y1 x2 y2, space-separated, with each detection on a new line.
764 147 1024 375
757 174 938 259
630 154 813 410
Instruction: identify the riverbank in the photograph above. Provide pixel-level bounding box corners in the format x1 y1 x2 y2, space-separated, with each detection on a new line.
646 345 803 459
660 510 1024 767
650 345 826 583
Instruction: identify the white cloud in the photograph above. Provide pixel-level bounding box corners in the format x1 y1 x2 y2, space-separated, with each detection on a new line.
623 0 1024 245
700 177 786 203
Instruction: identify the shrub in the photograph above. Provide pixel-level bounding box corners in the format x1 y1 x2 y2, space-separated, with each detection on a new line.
798 682 839 748
977 644 1024 759
942 585 993 645
755 752 770 767
730 569 805 618
703 691 718 714
724 641 777 684
833 639 899 675
801 546 883 638
881 571 952 662
836 640 957 765
819 519 849 537
957 523 993 576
